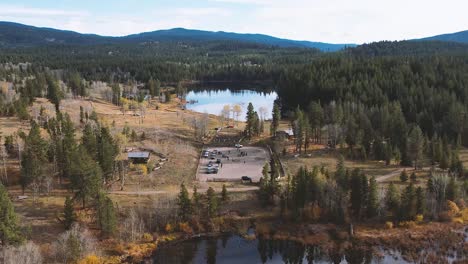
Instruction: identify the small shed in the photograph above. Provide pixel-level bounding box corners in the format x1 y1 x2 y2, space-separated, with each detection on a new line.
276 129 294 140
128 151 151 164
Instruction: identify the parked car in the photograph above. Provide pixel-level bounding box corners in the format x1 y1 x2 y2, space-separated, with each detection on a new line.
241 176 252 183
216 159 221 164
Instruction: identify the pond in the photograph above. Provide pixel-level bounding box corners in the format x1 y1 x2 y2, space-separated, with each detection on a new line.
184 89 278 121
151 234 412 264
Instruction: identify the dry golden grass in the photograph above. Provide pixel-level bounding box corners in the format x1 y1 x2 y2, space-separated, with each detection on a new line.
282 150 399 178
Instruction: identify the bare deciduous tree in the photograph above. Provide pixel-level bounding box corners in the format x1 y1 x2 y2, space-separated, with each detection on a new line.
120 208 145 242
233 104 242 126
53 224 97 264
1 241 43 264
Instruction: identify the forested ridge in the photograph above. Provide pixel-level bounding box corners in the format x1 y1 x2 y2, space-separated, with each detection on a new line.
0 42 320 83
276 53 468 162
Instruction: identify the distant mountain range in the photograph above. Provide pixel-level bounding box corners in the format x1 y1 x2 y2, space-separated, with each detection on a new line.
0 21 352 51
418 30 468 43
1 21 468 52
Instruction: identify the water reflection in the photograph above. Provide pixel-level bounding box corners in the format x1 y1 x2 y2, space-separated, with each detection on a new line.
151 235 414 264
185 89 278 121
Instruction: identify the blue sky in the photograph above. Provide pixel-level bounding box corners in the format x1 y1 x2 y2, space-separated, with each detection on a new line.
1 0 467 43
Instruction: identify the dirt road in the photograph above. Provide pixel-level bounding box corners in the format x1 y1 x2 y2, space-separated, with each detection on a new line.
109 186 259 195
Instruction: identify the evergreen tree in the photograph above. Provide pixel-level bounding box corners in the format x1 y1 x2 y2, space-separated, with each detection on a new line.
82 123 97 159
63 196 76 230
407 125 424 170
70 146 103 208
400 169 408 182
111 83 121 106
79 106 84 123
192 186 201 215
97 127 118 181
367 176 379 218
0 183 23 245
46 75 63 112
350 169 365 219
20 122 47 193
385 182 400 219
335 155 348 190
177 183 192 220
97 193 117 237
221 184 228 202
206 187 218 218
270 102 280 136
410 171 417 182
245 102 255 138
60 113 77 180
401 183 417 220
447 176 459 201
147 77 156 97
415 187 425 215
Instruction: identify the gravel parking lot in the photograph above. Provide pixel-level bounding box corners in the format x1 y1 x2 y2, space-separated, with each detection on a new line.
197 146 270 182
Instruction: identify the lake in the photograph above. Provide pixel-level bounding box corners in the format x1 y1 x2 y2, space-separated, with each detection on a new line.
151 234 413 264
184 89 278 121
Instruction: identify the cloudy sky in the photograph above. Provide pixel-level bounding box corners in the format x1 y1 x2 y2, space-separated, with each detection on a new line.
1 0 467 44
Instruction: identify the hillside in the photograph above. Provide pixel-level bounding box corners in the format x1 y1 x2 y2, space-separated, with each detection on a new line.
419 30 468 43
346 40 468 57
0 21 353 51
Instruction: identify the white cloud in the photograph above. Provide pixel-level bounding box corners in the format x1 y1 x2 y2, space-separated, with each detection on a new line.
0 5 87 17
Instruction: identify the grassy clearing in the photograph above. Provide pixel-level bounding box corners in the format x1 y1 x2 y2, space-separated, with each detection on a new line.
282 149 401 179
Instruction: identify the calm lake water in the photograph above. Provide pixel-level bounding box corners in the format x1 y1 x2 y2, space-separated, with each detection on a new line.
185 89 278 121
151 235 412 264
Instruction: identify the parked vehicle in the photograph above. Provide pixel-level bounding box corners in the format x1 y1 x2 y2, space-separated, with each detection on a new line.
235 144 243 148
241 176 252 183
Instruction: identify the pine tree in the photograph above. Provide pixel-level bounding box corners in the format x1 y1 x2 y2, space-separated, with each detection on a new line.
415 187 425 215
367 176 379 218
221 184 228 202
177 183 192 220
20 122 47 194
206 187 218 218
192 186 201 215
63 196 76 230
400 169 408 182
350 169 364 219
401 183 416 220
82 124 97 159
79 106 84 123
245 102 255 138
70 146 103 208
147 77 156 97
111 83 121 105
60 114 77 180
407 125 424 170
97 193 117 237
410 172 417 182
446 176 459 201
270 102 280 136
97 127 118 181
0 183 23 245
440 150 450 170
46 75 63 112
335 155 348 190
385 182 400 219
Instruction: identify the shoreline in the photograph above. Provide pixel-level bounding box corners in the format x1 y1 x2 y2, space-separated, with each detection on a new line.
138 215 467 263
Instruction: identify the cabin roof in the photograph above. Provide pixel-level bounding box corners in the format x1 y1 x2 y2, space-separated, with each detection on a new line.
128 152 151 159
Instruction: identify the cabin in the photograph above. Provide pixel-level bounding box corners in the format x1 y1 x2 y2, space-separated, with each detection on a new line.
276 129 294 140
128 151 151 164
